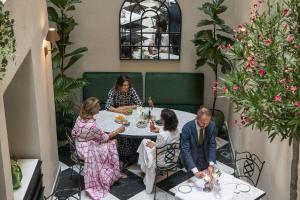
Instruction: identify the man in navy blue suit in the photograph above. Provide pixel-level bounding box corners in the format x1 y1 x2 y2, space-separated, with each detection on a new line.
181 107 216 178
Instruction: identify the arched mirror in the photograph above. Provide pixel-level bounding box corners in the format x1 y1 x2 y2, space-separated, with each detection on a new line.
120 0 181 60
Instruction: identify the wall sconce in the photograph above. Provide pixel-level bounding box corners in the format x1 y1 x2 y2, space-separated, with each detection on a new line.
44 28 60 56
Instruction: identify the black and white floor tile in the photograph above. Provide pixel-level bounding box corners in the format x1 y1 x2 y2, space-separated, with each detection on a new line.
54 126 235 200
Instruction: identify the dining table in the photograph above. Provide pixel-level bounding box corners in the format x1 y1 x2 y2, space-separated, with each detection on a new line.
94 107 196 139
173 169 266 200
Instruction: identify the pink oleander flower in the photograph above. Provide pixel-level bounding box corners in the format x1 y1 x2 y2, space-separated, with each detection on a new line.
283 8 289 16
279 78 286 84
295 101 300 108
290 86 297 93
274 94 282 102
259 69 266 76
223 86 228 92
226 44 232 49
284 67 293 73
246 117 252 124
233 85 239 91
217 45 225 50
287 78 293 83
238 24 246 32
264 38 272 46
244 62 252 69
287 35 294 42
250 16 257 21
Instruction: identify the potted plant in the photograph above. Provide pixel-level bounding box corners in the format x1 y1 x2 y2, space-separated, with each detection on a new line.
221 0 299 199
0 1 16 81
193 0 234 130
47 0 88 140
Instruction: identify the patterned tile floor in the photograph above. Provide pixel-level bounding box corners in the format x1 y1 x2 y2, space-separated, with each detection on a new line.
52 125 235 200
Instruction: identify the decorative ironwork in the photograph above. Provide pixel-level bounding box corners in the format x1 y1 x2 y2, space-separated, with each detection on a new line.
119 0 182 60
234 151 265 187
154 142 180 199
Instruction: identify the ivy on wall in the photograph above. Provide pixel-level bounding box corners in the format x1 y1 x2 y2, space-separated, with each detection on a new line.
0 1 16 81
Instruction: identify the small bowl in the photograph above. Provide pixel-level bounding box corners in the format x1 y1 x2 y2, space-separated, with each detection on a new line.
122 120 130 126
136 121 147 128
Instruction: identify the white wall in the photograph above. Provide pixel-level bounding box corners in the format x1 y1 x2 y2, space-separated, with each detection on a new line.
64 0 250 116
228 105 300 200
4 51 41 159
0 0 58 199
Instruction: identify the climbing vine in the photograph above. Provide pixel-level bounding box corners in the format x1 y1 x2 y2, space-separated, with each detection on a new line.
0 1 16 81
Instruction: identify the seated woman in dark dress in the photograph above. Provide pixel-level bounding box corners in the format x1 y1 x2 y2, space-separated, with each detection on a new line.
105 75 145 114
105 75 154 167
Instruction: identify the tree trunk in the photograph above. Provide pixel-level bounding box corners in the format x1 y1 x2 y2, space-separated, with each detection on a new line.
290 138 299 200
212 68 218 116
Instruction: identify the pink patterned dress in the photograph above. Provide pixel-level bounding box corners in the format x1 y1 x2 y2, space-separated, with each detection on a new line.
71 117 121 200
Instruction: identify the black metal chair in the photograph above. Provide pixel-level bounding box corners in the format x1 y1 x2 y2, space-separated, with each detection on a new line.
153 142 180 200
44 168 82 200
234 151 265 187
65 132 84 179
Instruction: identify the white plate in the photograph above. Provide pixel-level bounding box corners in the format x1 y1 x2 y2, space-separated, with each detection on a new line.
236 183 251 192
178 185 192 193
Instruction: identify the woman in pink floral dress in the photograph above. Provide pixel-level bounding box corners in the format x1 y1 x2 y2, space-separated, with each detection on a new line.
72 97 126 200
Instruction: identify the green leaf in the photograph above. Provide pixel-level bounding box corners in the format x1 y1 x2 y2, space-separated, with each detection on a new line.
65 47 88 57
197 20 215 27
48 0 66 9
200 3 214 18
218 24 233 34
213 16 225 25
63 19 78 34
194 30 214 41
196 58 207 68
215 5 227 14
66 5 76 11
70 0 82 4
52 53 61 69
65 54 83 70
47 7 59 22
220 58 234 74
216 34 234 44
214 0 225 6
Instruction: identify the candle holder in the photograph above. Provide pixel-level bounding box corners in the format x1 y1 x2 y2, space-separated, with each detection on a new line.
203 176 213 192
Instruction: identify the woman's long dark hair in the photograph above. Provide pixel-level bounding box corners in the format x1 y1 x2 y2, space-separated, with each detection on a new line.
115 75 132 90
161 109 178 132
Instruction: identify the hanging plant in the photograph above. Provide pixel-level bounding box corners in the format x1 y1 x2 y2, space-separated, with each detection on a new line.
0 1 16 81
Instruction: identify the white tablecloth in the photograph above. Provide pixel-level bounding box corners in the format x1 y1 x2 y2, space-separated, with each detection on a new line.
94 107 196 137
174 170 265 200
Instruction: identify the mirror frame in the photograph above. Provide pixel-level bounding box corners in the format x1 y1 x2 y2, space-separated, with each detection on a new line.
119 0 182 61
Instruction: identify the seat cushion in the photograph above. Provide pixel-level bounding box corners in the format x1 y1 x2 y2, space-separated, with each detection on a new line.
83 72 143 109
145 72 204 113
